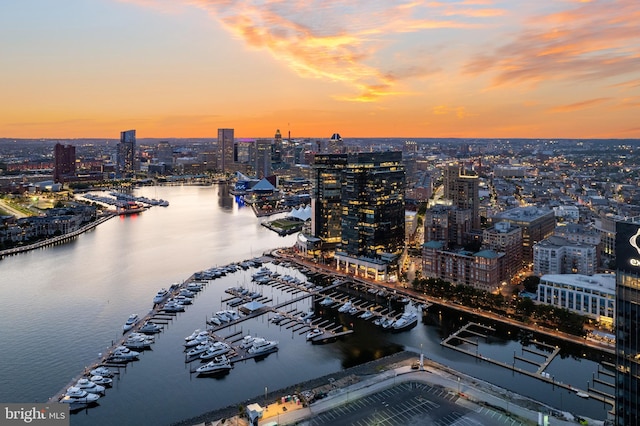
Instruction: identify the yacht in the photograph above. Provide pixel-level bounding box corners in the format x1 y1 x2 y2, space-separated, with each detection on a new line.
174 295 193 305
162 300 185 312
298 310 315 322
108 346 140 362
138 321 163 334
89 375 113 387
153 288 169 304
179 289 195 298
186 282 202 292
186 342 213 358
75 378 105 395
392 311 418 332
337 301 353 313
184 329 202 341
247 338 278 355
90 366 114 378
196 355 232 375
184 332 211 348
381 317 396 329
238 335 255 349
306 328 323 341
359 310 374 320
347 306 359 315
60 387 100 407
319 297 334 306
122 314 139 332
124 334 154 350
199 342 231 360
207 316 222 326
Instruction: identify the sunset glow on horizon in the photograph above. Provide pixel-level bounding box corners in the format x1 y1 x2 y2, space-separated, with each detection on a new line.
1 0 639 139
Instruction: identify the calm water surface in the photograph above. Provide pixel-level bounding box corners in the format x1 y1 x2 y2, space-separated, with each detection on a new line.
0 185 612 425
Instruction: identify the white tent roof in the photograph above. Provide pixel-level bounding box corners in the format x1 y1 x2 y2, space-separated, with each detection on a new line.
288 205 311 221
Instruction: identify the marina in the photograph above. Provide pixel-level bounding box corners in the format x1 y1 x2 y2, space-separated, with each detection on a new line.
0 185 615 425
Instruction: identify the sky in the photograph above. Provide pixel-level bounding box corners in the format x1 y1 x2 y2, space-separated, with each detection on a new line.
1 0 639 139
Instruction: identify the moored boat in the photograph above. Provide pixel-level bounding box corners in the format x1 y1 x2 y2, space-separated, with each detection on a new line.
60 386 100 408
196 355 232 375
247 337 278 355
392 311 418 332
122 314 139 332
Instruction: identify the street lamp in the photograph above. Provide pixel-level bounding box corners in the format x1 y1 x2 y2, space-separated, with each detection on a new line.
457 377 461 394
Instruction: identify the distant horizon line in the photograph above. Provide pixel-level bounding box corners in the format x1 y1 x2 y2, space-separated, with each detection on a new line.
2 136 640 142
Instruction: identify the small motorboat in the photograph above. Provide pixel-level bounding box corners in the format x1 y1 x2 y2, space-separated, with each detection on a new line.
199 342 231 360
306 329 323 341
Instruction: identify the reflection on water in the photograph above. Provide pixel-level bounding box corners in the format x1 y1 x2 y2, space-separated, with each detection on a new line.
0 185 613 424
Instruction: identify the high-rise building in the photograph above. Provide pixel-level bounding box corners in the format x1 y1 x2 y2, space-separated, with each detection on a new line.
482 221 523 282
156 141 173 166
116 129 137 176
53 143 76 183
254 139 273 178
311 151 405 281
311 154 348 248
443 163 480 229
493 206 555 263
615 219 640 425
217 128 235 173
340 152 405 259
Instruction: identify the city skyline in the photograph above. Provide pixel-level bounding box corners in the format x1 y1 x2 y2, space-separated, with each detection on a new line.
1 0 639 139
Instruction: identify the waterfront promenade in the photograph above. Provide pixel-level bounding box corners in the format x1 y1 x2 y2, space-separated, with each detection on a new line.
0 212 115 259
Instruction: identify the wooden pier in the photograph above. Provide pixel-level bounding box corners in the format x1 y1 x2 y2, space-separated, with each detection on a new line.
441 322 614 407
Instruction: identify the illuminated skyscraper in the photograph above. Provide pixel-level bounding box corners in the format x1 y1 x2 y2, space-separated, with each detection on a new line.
217 128 235 173
117 129 137 176
53 143 76 183
312 151 405 281
615 219 640 425
443 163 480 229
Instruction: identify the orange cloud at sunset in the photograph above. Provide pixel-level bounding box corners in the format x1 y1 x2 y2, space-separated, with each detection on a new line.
0 0 638 138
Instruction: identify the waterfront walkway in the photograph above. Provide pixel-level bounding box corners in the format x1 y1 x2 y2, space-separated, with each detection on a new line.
0 213 116 259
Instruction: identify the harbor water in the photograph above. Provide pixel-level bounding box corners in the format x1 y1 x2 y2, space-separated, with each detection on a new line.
0 184 613 425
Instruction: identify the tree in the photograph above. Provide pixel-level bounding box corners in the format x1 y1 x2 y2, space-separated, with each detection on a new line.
522 276 540 293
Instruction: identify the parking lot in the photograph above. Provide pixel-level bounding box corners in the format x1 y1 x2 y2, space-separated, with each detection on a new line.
301 381 527 426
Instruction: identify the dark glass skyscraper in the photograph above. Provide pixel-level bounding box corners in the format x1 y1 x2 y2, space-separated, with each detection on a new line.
615 219 640 425
311 151 405 280
340 152 405 259
217 128 235 173
117 129 137 177
53 143 75 183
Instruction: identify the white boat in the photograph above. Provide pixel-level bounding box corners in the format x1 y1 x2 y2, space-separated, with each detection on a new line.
122 314 139 332
196 355 232 375
109 346 140 361
153 288 169 304
187 342 213 358
392 311 418 332
338 301 353 313
174 295 193 305
248 337 278 355
90 367 114 378
359 310 374 320
319 297 334 306
179 289 195 298
60 387 100 407
381 318 395 329
186 283 203 292
347 306 359 315
75 378 105 394
162 300 185 312
306 329 323 341
90 375 113 386
124 334 154 350
185 332 211 348
239 335 256 349
184 329 202 341
298 310 315 322
139 321 163 334
199 342 231 360
207 316 222 326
